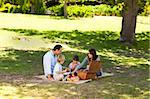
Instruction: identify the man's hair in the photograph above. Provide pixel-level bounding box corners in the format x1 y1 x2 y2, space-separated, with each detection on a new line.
53 45 62 51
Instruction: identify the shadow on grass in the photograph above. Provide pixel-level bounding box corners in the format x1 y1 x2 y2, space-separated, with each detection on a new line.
0 49 117 75
1 28 149 59
2 49 149 77
0 49 45 76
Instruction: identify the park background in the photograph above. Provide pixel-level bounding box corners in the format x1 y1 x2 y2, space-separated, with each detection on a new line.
0 0 149 98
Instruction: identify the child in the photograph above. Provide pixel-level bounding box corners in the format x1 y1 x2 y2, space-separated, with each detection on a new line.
53 54 66 81
69 55 80 71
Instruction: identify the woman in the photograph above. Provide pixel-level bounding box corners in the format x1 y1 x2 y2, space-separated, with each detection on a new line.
74 48 103 76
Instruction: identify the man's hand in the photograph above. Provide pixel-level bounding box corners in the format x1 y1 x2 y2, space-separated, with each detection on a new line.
47 74 53 80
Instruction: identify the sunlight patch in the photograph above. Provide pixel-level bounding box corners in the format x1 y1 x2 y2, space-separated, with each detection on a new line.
0 86 17 95
120 94 133 98
25 83 38 87
102 90 110 94
101 51 149 67
147 79 150 82
64 89 77 95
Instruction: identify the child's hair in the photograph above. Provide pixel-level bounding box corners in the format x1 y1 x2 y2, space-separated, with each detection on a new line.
57 54 65 63
73 55 79 61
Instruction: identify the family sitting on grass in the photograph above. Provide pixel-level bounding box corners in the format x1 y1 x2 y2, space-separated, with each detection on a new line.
43 44 103 81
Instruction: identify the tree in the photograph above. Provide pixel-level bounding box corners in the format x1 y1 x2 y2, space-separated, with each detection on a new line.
63 0 67 18
120 0 140 44
31 0 46 14
60 0 68 18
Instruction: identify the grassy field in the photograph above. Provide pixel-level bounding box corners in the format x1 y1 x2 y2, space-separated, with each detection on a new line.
0 13 149 98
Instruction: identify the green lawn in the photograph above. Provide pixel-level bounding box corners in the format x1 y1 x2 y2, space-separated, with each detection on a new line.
0 13 149 98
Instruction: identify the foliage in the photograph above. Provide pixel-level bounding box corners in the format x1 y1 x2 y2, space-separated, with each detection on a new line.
32 0 46 14
67 5 94 17
48 4 122 17
45 0 149 17
48 4 64 16
0 0 5 7
0 3 20 13
140 1 150 16
0 0 46 14
20 0 30 13
0 0 148 16
94 4 112 16
111 3 123 16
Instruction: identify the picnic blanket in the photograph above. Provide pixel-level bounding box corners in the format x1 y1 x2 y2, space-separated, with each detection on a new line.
98 72 114 78
34 72 113 84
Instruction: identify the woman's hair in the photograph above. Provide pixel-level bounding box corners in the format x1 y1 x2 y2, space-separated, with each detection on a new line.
88 48 98 60
73 55 79 61
57 54 65 63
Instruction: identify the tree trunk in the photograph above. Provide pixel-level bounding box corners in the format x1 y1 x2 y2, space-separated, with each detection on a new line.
120 0 139 44
30 4 35 14
64 0 67 18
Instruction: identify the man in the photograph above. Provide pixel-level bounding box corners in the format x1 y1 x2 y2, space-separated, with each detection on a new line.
43 45 62 80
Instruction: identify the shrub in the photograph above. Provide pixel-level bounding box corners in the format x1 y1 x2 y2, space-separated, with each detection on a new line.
47 4 124 17
33 0 46 15
141 2 150 16
0 3 20 13
67 5 94 17
0 0 46 14
48 4 64 16
21 2 30 13
111 3 123 16
48 4 94 17
94 4 112 16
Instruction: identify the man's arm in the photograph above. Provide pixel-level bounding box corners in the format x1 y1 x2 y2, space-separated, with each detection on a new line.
43 53 52 78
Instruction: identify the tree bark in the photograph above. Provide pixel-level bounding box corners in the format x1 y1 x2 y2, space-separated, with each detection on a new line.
120 0 139 44
30 4 35 14
64 0 67 18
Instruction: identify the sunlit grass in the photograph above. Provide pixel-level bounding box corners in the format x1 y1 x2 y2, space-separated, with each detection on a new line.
0 13 149 32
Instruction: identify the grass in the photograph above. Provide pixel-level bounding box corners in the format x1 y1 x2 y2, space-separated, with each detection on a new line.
0 13 149 98
0 13 149 32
